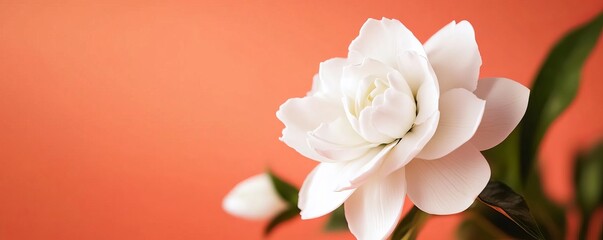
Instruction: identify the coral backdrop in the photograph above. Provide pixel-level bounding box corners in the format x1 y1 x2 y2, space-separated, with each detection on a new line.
0 1 601 239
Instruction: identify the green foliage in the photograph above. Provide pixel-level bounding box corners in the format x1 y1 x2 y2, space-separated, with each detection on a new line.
482 129 521 190
324 205 348 231
469 11 603 240
575 142 603 214
574 142 603 240
264 207 300 236
521 12 602 239
523 173 567 239
519 12 603 184
460 203 537 240
478 181 544 240
390 207 428 240
265 171 301 235
267 170 299 206
457 217 500 240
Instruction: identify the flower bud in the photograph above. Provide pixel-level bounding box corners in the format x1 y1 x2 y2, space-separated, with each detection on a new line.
223 173 288 220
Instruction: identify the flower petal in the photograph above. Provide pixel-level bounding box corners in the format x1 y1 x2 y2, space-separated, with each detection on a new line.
470 78 530 150
299 162 356 219
417 88 485 160
345 169 406 240
308 117 377 162
357 106 394 143
371 88 416 139
396 50 437 96
277 96 344 162
310 58 347 99
341 58 394 101
341 58 400 143
424 21 481 92
395 51 440 125
413 58 440 125
338 111 439 191
406 144 490 214
349 18 425 67
335 141 398 191
379 111 440 176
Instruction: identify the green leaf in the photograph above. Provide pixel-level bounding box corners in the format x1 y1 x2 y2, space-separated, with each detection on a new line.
524 172 566 240
477 12 601 240
267 170 299 206
482 129 521 190
264 171 301 236
519 12 603 184
264 207 300 236
324 205 348 232
574 141 603 240
457 217 503 240
575 141 603 213
390 207 428 240
467 201 538 239
478 181 545 240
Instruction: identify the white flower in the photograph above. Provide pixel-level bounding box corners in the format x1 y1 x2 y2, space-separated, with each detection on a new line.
276 18 529 240
223 173 288 220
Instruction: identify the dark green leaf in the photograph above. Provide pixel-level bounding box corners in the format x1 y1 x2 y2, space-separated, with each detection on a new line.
478 181 544 240
324 205 348 232
267 170 299 206
574 141 603 213
264 207 300 236
390 207 428 240
471 200 541 239
519 12 603 183
265 171 301 235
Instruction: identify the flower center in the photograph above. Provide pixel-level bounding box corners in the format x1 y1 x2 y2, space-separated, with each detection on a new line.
368 77 388 101
341 58 418 144
357 76 390 113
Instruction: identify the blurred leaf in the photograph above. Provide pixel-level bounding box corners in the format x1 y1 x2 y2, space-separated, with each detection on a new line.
390 207 428 240
267 170 299 206
457 215 504 240
575 141 603 213
324 205 348 232
517 13 603 239
574 141 603 240
524 172 566 240
468 203 539 239
482 129 521 190
457 219 494 240
478 181 544 240
264 207 300 236
264 171 301 236
476 11 601 240
519 12 603 184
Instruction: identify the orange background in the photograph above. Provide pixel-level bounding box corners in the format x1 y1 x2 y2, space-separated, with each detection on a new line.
0 1 602 239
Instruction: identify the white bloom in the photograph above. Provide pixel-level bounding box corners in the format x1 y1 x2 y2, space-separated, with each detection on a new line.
276 18 529 240
223 173 288 220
